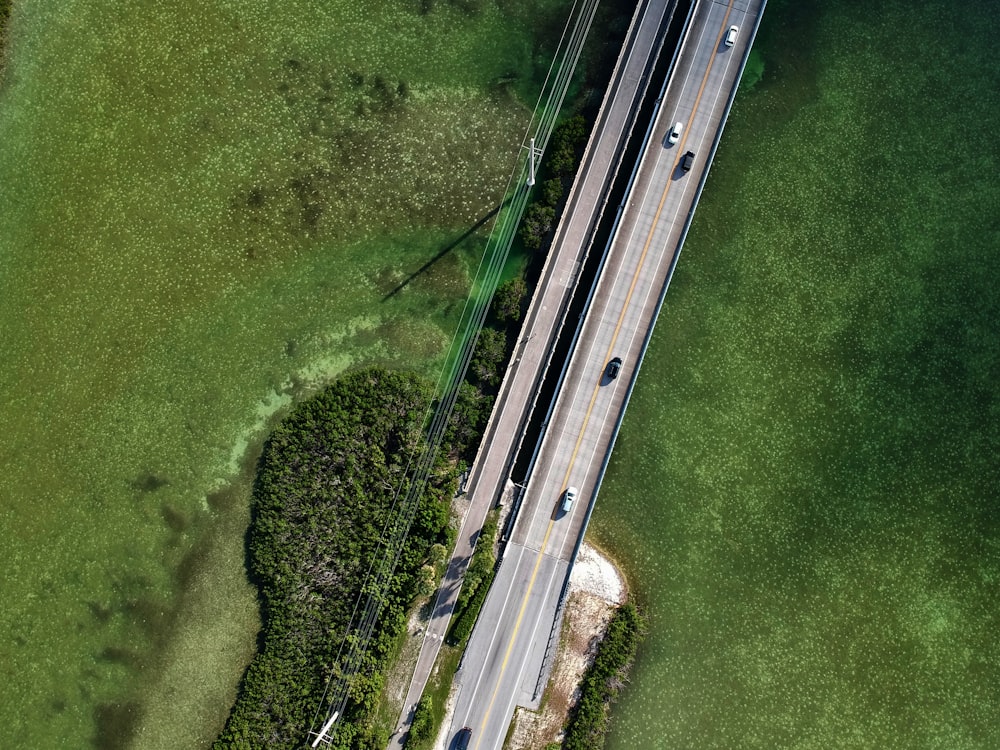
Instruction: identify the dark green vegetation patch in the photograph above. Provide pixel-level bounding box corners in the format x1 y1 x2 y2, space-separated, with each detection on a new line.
562 603 645 750
215 368 454 749
519 115 588 251
407 694 434 746
0 0 9 43
446 512 499 646
0 0 571 743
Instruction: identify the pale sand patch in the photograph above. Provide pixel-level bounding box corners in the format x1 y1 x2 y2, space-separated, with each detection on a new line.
569 541 626 605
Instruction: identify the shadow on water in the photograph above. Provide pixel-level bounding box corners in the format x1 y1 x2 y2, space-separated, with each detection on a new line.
93 701 141 750
382 200 510 301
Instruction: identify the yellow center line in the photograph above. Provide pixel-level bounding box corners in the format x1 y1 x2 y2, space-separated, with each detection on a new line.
561 0 736 491
472 520 556 750
472 4 735 745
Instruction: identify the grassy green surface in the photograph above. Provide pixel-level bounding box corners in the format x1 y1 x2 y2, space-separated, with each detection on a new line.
0 0 571 747
592 0 1000 747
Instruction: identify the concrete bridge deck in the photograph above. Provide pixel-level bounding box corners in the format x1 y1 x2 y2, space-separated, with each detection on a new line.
450 1 767 748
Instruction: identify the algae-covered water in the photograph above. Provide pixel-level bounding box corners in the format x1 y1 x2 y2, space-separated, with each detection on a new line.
593 0 999 747
0 0 572 746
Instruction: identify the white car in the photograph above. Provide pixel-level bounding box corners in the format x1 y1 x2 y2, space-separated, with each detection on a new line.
667 121 683 145
725 25 739 47
562 486 578 513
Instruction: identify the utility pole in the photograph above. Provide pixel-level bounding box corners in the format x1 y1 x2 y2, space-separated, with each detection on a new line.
309 711 338 747
526 137 543 187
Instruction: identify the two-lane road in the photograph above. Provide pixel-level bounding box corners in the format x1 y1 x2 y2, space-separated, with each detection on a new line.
450 0 765 747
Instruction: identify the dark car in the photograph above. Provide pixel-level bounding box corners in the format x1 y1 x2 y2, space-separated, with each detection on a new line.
456 727 472 750
681 151 695 172
606 357 622 379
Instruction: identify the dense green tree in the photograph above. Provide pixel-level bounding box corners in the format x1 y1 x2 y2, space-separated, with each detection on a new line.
469 328 508 388
408 695 434 745
215 368 453 750
542 177 564 208
547 115 587 176
492 275 528 323
447 513 498 646
519 203 556 251
446 382 493 461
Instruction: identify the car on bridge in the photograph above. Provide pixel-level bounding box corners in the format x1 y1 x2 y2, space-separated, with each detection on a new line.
725 25 739 47
667 121 683 145
681 150 695 172
606 356 622 380
561 486 578 513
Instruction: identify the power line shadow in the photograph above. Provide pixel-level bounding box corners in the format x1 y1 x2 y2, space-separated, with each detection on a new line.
382 199 510 301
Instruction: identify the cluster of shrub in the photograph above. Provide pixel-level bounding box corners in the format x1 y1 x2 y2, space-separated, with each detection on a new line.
435 206 554 650
448 114 590 468
407 694 435 747
561 602 646 750
214 369 460 750
446 511 499 646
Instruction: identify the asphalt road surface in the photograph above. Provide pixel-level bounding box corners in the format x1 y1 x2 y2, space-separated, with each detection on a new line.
449 1 765 748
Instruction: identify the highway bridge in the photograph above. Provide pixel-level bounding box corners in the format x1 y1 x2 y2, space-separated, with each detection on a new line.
389 0 767 747
447 0 767 748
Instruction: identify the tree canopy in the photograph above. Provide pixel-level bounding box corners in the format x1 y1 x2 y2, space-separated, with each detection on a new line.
215 368 453 750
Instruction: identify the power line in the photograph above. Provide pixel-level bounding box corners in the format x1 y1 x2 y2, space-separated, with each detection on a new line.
308 0 601 743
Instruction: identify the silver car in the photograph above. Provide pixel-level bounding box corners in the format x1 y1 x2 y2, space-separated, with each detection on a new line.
562 486 578 513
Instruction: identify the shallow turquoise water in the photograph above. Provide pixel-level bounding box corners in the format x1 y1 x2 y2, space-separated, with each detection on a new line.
592 0 1000 747
0 0 570 746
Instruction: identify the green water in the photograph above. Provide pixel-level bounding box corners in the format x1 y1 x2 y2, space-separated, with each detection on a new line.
0 0 570 746
593 0 1000 747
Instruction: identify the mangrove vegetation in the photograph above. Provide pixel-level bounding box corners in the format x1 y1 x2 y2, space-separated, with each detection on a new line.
214 368 456 750
562 603 645 750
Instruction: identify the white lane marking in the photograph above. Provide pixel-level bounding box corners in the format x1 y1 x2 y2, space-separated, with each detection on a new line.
453 545 525 731
553 0 754 559
488 559 564 750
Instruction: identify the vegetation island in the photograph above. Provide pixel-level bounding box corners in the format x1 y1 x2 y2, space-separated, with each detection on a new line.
214 112 645 750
